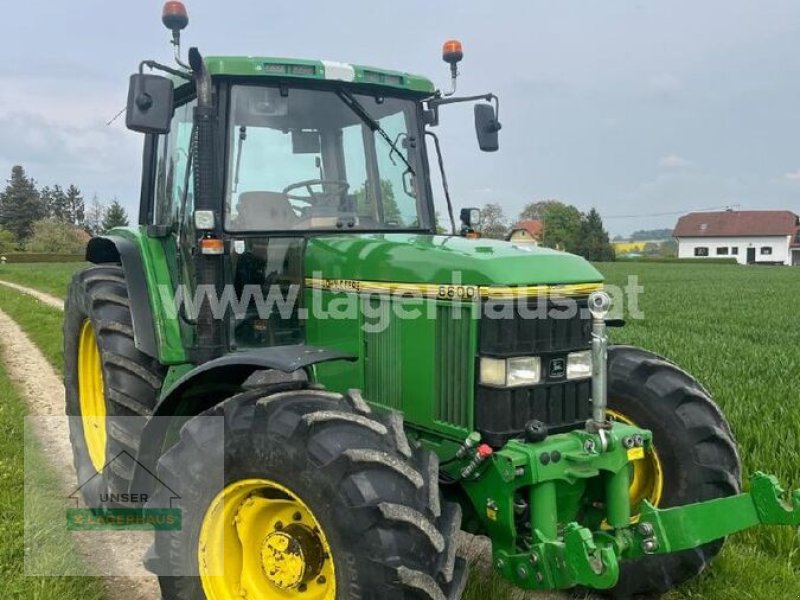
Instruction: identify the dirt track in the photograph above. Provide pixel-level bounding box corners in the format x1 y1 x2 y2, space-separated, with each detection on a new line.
0 279 64 309
0 289 159 600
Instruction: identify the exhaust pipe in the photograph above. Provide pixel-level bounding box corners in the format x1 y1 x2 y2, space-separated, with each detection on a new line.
188 47 225 363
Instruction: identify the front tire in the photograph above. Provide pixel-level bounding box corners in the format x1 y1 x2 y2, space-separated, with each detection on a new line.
147 386 467 600
607 345 741 597
64 265 166 508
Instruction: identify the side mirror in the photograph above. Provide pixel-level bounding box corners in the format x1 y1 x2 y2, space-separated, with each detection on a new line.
126 74 175 134
460 207 480 228
474 103 501 152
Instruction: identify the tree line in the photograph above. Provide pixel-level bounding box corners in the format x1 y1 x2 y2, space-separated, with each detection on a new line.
478 199 615 261
0 165 130 253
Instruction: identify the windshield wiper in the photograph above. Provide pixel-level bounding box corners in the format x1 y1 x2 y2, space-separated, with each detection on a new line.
336 90 415 175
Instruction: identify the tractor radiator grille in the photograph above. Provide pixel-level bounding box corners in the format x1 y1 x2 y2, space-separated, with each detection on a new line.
475 381 593 446
364 298 403 410
435 305 473 428
476 297 593 446
479 298 591 356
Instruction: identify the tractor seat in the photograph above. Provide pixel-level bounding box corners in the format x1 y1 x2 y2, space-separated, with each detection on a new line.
233 191 299 230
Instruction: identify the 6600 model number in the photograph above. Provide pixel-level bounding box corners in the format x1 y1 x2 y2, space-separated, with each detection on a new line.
437 285 478 300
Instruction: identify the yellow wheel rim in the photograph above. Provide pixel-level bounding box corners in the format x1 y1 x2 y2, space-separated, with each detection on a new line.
77 320 107 472
199 478 336 600
608 409 664 514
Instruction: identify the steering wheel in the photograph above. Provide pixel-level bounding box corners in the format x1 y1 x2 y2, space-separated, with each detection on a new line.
282 179 350 204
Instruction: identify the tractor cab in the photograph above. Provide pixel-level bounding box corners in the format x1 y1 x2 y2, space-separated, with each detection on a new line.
144 66 443 349
125 3 500 360
159 65 438 236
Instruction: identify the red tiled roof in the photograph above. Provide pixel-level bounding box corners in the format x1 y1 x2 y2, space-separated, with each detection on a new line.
673 210 799 238
507 219 543 240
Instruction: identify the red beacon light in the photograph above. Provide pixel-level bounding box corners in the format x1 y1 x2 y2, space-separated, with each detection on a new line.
162 1 189 33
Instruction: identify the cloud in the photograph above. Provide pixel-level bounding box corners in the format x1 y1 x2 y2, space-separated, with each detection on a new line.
783 169 800 182
658 154 692 169
0 73 142 213
646 73 684 98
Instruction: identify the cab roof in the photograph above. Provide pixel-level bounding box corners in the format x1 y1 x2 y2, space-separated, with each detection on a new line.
199 56 436 95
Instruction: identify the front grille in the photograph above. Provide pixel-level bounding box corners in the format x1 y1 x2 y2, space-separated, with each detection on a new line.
476 296 593 445
476 381 592 446
480 298 591 356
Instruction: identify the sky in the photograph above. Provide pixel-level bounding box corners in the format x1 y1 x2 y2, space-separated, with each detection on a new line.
2 1 800 236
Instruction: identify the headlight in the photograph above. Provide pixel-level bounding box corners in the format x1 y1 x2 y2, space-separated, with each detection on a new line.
479 358 506 387
507 356 541 386
480 356 541 387
567 350 592 380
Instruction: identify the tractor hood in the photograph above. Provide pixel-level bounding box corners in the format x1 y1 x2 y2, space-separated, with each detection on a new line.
304 234 603 286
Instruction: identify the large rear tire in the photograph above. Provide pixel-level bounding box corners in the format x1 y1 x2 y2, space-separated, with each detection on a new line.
64 265 166 507
607 345 741 598
147 386 467 600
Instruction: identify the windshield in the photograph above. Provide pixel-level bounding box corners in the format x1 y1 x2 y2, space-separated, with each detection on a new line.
225 85 431 232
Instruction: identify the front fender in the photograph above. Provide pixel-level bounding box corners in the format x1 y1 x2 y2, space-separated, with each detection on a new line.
86 235 158 359
129 345 356 495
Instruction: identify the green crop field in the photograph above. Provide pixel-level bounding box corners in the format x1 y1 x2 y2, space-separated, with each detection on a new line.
0 261 798 600
466 262 800 600
597 262 800 599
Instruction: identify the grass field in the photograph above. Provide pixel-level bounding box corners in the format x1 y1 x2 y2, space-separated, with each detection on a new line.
0 261 798 599
599 262 800 599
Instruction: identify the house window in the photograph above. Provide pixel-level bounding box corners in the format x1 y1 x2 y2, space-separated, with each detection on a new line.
760 247 773 255
694 247 709 257
731 247 739 255
716 247 729 255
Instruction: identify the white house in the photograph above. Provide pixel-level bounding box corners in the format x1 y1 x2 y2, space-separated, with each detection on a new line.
673 210 800 266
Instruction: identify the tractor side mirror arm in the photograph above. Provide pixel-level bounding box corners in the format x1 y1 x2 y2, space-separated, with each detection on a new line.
426 93 502 151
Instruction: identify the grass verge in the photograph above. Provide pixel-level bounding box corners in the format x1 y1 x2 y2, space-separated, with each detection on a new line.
0 262 85 298
0 353 106 598
0 288 64 373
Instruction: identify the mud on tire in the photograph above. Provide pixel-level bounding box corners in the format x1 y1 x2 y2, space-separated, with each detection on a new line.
147 386 467 600
64 265 166 507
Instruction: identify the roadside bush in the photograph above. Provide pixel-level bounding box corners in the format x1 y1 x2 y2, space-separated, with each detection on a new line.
0 229 16 253
26 219 88 255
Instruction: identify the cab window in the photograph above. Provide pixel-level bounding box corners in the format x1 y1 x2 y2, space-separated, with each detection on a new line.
225 85 430 232
152 100 197 228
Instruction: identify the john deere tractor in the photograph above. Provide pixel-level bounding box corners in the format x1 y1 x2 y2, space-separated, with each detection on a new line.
64 3 800 599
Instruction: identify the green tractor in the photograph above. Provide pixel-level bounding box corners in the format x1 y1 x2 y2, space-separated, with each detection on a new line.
64 3 800 599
